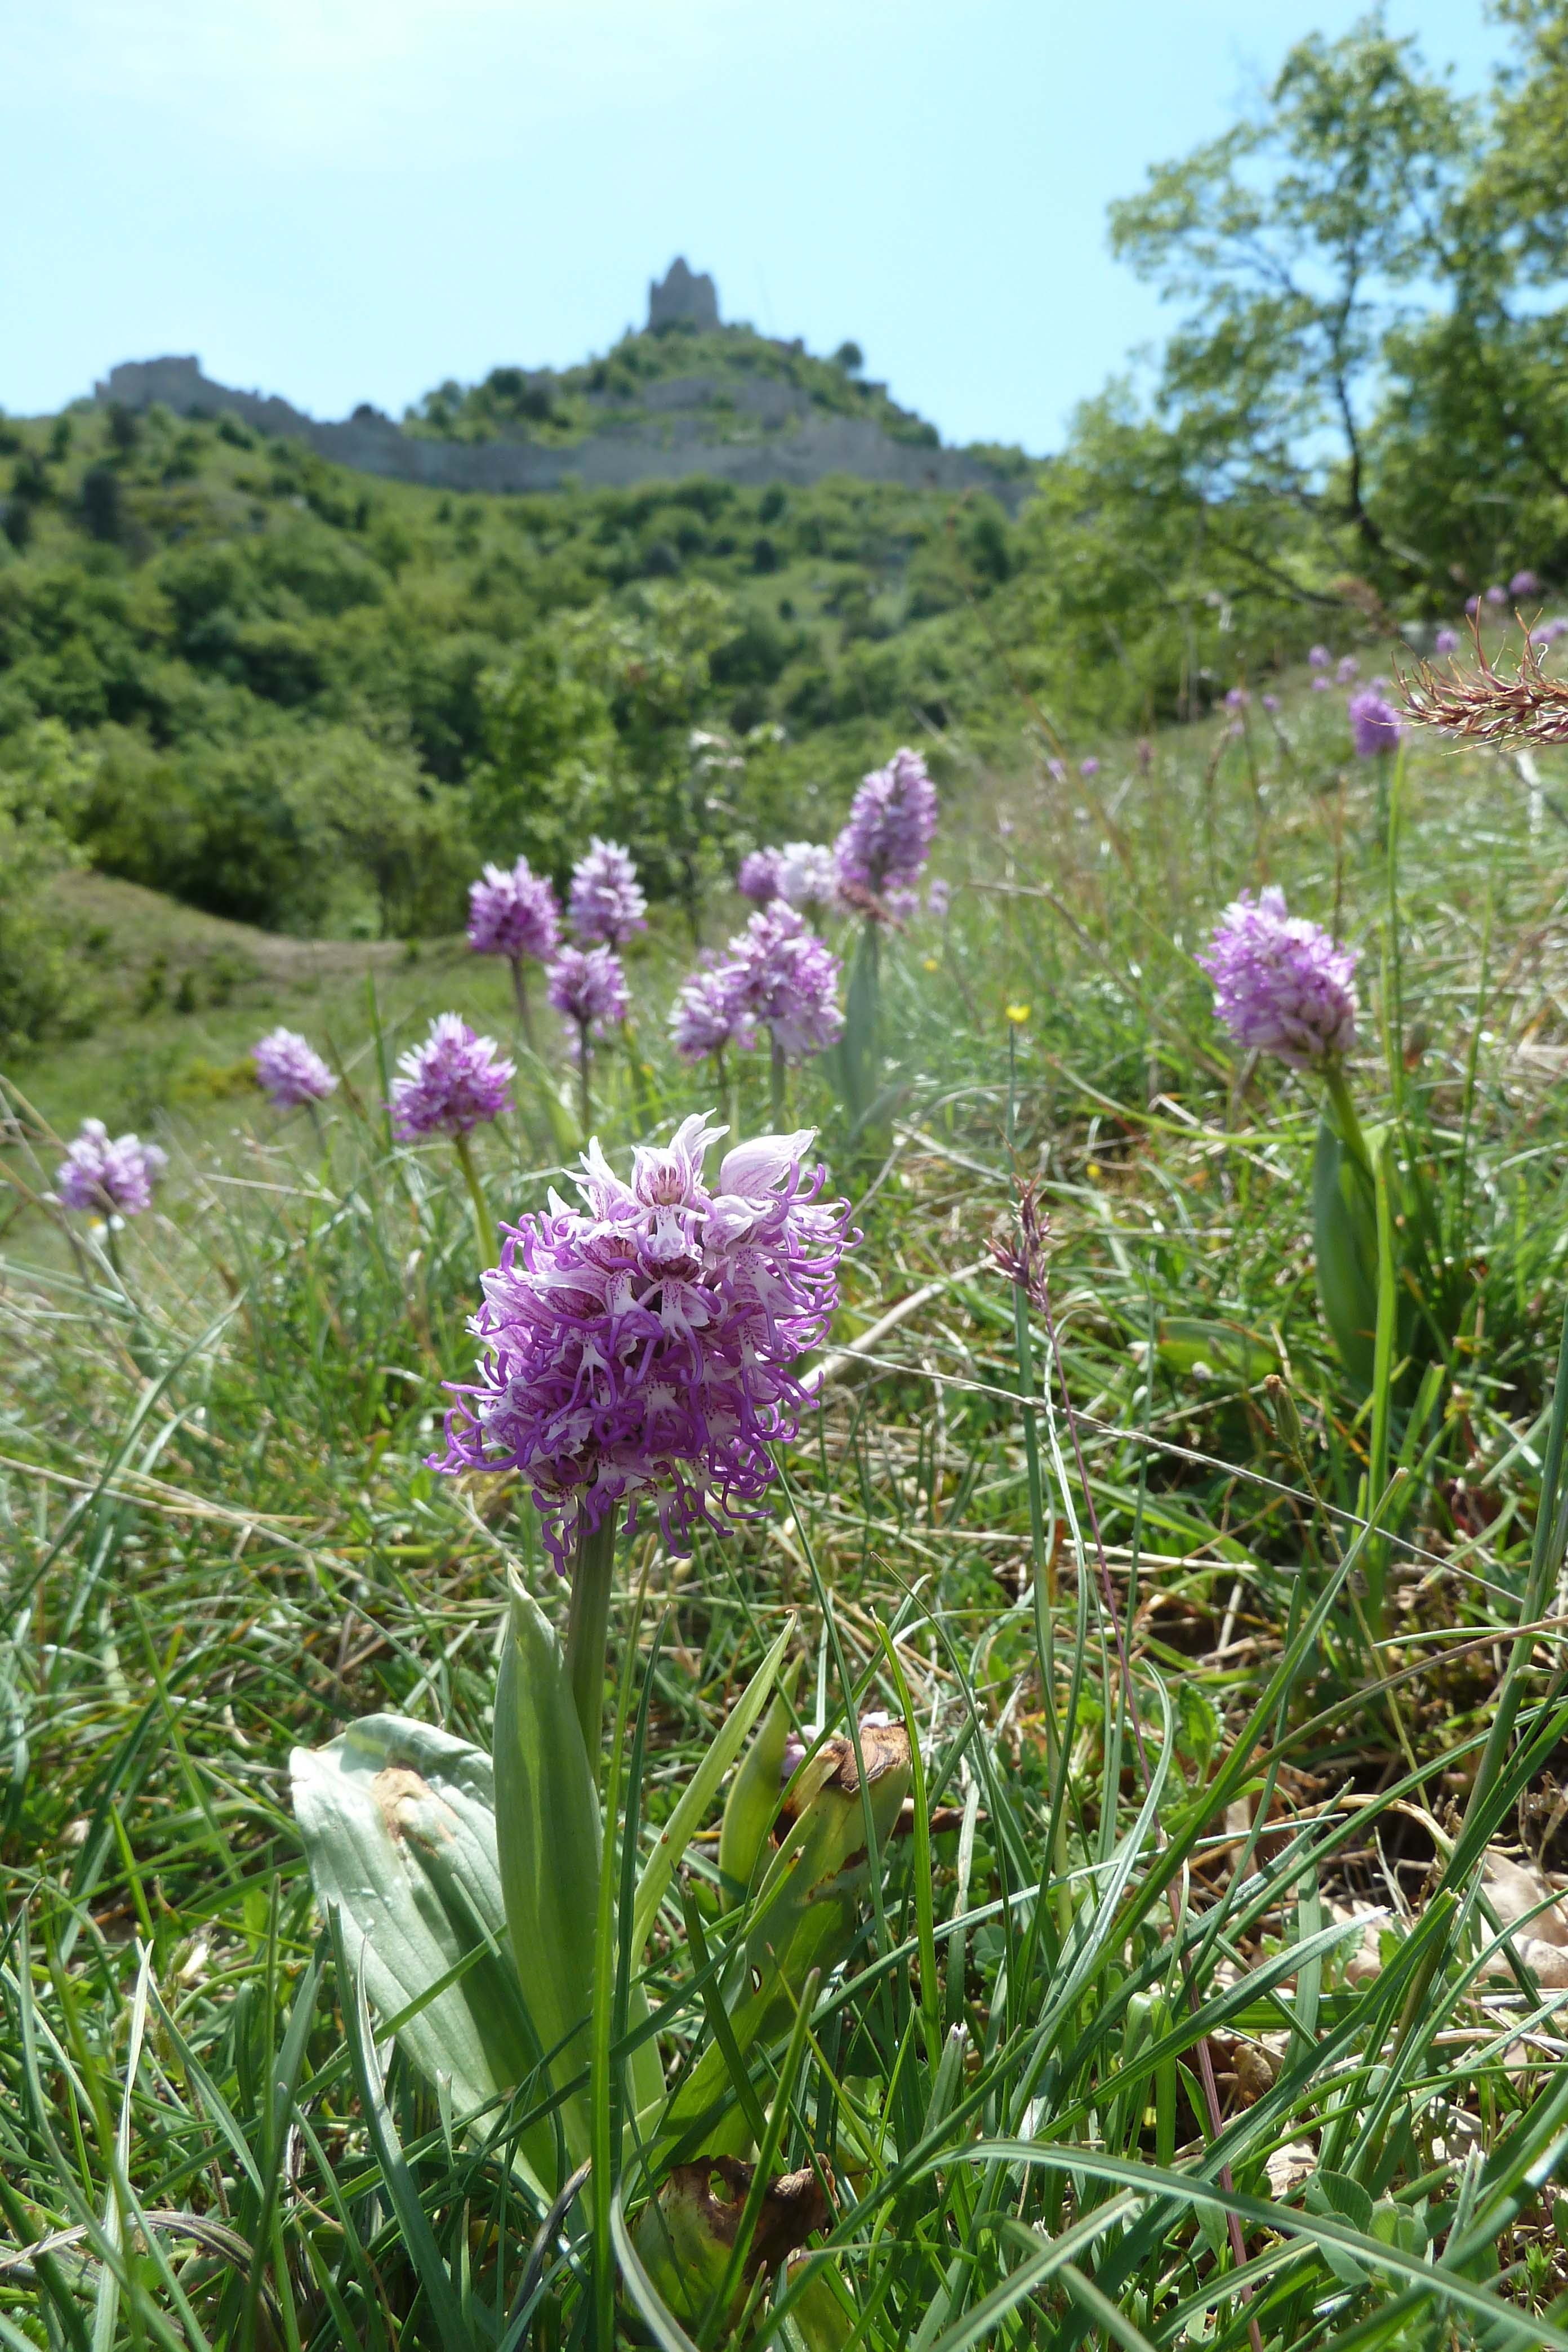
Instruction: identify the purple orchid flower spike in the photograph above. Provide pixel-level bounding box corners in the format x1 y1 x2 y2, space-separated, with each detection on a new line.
252 1028 338 1113
569 839 647 948
56 1120 167 1218
1199 887 1358 1072
437 1113 854 1573
467 857 561 1039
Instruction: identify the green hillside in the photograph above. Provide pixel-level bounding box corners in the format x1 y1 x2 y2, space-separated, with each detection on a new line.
404 315 1015 459
7 1 1568 1098
17 18 1568 2344
0 394 1054 955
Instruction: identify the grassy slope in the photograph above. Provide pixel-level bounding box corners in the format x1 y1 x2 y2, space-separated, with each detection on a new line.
403 319 984 455
9 663 1568 2341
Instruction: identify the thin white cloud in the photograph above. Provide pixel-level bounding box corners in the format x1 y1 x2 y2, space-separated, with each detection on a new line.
44 0 772 152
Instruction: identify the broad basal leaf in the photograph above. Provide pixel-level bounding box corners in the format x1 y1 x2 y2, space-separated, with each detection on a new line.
290 1710 558 2190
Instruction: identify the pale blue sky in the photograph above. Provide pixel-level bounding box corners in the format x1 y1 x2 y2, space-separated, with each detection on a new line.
2 0 1507 452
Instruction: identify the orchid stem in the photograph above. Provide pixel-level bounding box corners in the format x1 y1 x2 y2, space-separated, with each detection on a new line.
565 1510 619 1784
1322 1062 1373 1188
770 1036 787 1129
453 1132 498 1269
511 957 535 1050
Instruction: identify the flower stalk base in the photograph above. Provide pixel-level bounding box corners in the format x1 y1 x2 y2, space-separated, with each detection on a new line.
564 1509 619 1781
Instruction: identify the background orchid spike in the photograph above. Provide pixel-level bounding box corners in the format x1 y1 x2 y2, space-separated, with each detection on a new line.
437 1114 853 1569
774 841 840 911
669 959 755 1063
55 1119 167 1215
736 847 786 905
389 1013 514 1139
1199 886 1359 1071
567 837 647 946
252 1027 338 1110
1347 686 1404 758
833 745 939 901
727 903 845 1062
547 943 629 1041
466 857 560 964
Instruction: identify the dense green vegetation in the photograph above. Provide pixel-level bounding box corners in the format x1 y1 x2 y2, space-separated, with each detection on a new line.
10 666 1568 2345
404 318 968 453
14 8 1568 2342
0 400 1044 973
1 2 1564 1073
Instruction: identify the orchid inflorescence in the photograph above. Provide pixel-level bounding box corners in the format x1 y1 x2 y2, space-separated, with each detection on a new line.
669 957 755 1064
390 1013 515 1140
568 838 647 948
737 847 786 906
467 857 560 966
56 1120 167 1217
437 1115 853 1569
548 943 630 1045
252 1027 338 1111
832 745 939 905
1347 687 1404 759
1199 886 1358 1072
670 906 844 1073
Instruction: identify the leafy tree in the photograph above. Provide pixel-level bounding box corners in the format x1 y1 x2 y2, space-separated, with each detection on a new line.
1108 12 1469 577
467 637 621 883
563 582 746 930
80 465 125 545
302 734 475 935
1363 2 1568 585
0 720 93 1055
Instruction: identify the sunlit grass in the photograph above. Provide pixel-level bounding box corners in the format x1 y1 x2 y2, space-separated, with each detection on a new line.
7 667 1568 2345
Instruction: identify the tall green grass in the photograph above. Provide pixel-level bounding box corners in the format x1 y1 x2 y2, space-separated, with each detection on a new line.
7 675 1568 2345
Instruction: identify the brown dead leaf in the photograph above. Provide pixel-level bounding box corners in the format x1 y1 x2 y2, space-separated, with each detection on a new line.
1265 2141 1316 2198
1482 1848 1568 1948
1328 1899 1388 1984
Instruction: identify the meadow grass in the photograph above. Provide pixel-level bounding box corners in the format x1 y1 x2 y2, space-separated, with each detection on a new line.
7 667 1568 2347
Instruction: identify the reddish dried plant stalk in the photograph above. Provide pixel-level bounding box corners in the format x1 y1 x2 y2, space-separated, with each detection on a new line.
1398 613 1568 748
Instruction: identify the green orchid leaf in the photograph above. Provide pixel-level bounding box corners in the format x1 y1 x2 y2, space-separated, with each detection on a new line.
289 1710 556 2192
492 1575 605 2159
835 919 882 1136
514 1041 583 1158
716 1663 799 1913
1155 1316 1276 1385
632 2155 831 2332
664 1720 912 2151
635 1617 795 1953
1312 1112 1380 1386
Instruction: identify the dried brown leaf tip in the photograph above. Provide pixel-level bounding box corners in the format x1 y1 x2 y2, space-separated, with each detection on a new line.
633 2154 833 2327
669 2154 832 2274
777 1719 911 1824
1398 612 1568 748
